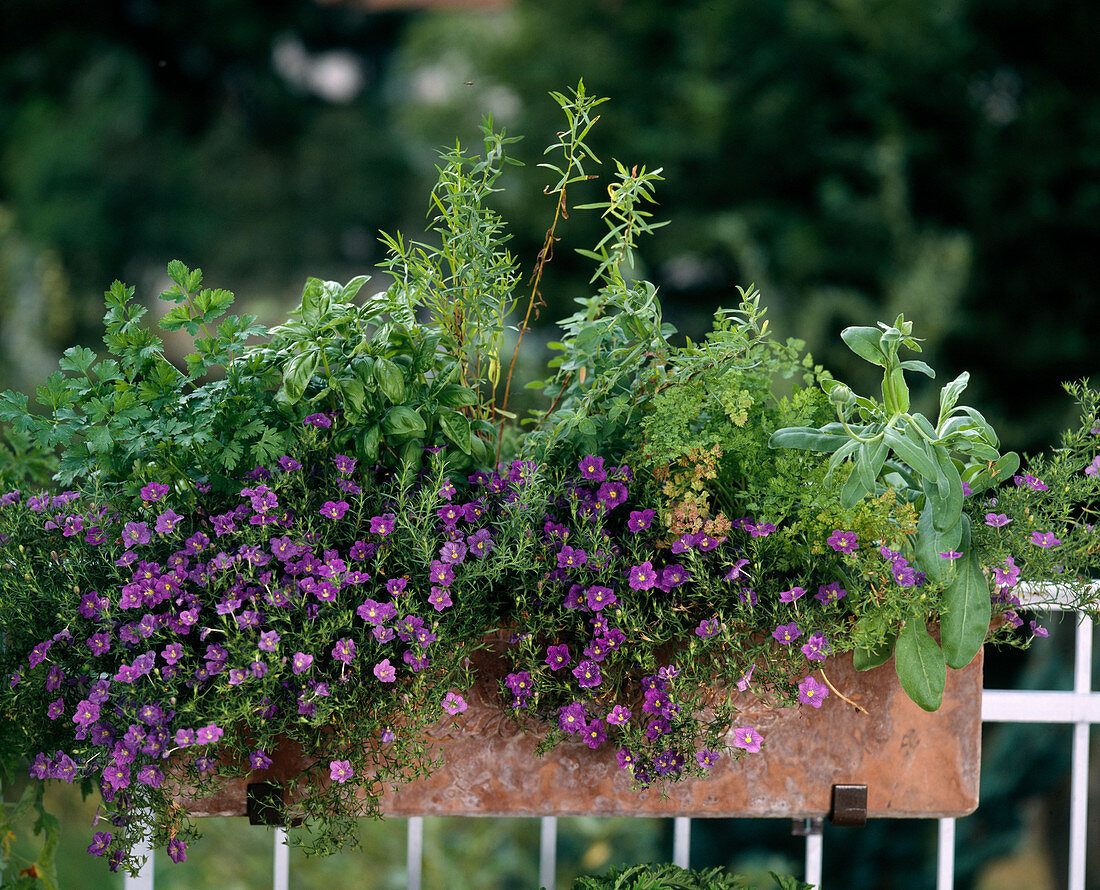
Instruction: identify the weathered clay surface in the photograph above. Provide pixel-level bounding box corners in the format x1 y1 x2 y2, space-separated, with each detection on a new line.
183 649 982 819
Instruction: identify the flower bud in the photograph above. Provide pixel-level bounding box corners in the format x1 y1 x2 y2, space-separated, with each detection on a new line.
828 384 853 406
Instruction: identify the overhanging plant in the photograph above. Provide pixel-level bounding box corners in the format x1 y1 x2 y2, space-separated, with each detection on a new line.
0 82 1097 879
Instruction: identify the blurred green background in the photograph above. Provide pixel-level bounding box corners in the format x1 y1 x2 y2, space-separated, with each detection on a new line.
1 0 1098 886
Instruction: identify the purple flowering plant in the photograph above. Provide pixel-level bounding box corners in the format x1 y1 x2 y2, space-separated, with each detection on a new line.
1 83 1098 880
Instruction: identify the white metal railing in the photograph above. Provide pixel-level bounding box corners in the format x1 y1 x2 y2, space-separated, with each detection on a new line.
124 601 1097 890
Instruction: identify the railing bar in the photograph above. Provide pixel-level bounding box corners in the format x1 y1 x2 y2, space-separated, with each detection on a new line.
125 833 154 890
1074 614 1093 696
407 816 423 890
1068 615 1093 890
273 827 289 890
1069 722 1089 890
804 831 823 889
672 817 691 869
936 818 955 890
980 689 1100 723
539 816 557 890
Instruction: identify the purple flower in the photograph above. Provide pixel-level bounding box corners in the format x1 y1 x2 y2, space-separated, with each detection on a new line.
557 544 587 568
939 551 963 560
333 454 357 474
993 556 1021 588
732 727 763 752
466 528 495 558
122 521 151 547
195 723 223 744
174 728 196 748
358 599 396 624
985 513 1012 528
827 530 858 553
578 455 607 482
141 482 168 502
250 750 274 769
428 561 455 586
573 659 602 689
505 671 533 698
800 632 831 662
303 413 332 428
814 582 846 604
695 618 719 639
87 632 112 655
370 514 395 536
545 644 571 671
627 509 655 533
746 522 776 538
373 659 396 683
585 585 616 611
258 630 280 651
428 587 453 611
292 652 314 674
1030 620 1050 638
659 564 690 589
1030 531 1062 548
581 719 607 749
87 832 113 857
439 541 468 564
278 456 302 472
155 509 182 535
329 759 354 783
798 675 829 709
606 705 631 726
332 638 356 664
558 702 587 733
596 481 628 510
778 586 806 603
696 749 720 769
1085 455 1100 477
723 559 751 582
442 692 468 715
320 500 349 521
1014 473 1049 492
628 561 657 591
736 665 755 692
772 622 802 645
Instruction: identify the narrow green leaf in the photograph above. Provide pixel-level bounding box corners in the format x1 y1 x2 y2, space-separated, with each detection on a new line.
940 516 991 669
937 371 970 428
856 437 888 492
883 426 939 480
914 499 963 583
768 426 850 453
898 359 936 378
894 618 946 712
841 462 872 509
840 326 887 367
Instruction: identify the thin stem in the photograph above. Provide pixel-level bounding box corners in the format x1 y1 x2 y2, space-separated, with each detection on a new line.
819 668 868 714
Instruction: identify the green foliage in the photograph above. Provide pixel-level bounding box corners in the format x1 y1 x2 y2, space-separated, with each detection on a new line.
565 862 812 890
0 784 59 890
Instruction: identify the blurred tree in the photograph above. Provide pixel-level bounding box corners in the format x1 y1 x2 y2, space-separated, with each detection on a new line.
387 0 1099 451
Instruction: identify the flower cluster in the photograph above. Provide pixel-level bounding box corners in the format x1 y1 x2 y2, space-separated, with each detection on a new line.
0 429 536 869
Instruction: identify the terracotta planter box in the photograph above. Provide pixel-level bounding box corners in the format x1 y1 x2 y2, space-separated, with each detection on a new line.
183 648 982 821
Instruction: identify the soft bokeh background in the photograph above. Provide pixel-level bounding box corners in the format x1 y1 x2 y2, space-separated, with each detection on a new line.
1 0 1097 887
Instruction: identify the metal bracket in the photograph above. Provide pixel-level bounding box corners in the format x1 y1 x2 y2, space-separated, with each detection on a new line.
828 784 867 827
246 782 284 827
